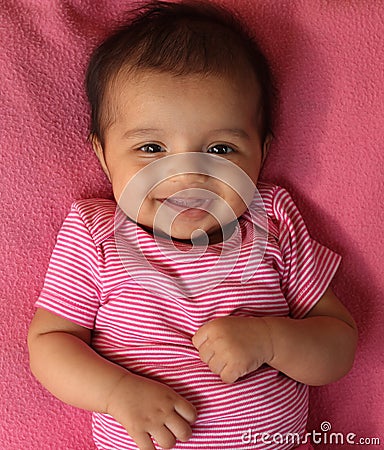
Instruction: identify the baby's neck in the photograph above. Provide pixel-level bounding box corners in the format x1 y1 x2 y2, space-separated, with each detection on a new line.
139 221 238 246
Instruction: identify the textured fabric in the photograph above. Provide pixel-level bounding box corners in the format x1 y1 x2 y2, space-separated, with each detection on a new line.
36 182 341 450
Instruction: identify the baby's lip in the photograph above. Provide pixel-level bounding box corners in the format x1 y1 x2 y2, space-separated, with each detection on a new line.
161 197 214 209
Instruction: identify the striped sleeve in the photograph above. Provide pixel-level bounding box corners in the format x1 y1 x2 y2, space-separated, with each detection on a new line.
272 187 341 318
35 202 102 329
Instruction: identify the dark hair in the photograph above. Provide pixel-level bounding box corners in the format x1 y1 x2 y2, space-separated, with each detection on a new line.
86 0 274 145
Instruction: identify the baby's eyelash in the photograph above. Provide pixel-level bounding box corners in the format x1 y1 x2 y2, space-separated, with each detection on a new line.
136 143 236 154
138 143 165 153
207 144 236 154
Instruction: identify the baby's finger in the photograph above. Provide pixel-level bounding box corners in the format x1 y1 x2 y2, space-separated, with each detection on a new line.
174 398 197 424
220 364 242 384
207 355 227 377
192 326 208 349
165 413 193 442
150 425 177 449
131 431 156 450
196 339 215 365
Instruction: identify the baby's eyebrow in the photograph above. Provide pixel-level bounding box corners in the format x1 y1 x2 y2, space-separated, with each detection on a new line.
210 128 251 140
122 128 162 139
122 127 251 140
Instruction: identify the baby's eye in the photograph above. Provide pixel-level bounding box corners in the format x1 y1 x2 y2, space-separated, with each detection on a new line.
207 144 235 155
138 143 165 153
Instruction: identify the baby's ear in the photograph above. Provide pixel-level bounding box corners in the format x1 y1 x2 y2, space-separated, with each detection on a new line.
262 134 273 164
90 134 112 182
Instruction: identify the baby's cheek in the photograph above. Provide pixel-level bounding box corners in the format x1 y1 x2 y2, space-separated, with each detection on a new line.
215 190 247 223
134 200 158 229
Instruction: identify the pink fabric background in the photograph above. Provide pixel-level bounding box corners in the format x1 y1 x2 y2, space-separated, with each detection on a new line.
1 0 383 448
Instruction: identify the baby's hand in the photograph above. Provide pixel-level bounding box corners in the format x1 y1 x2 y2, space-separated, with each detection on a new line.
192 316 274 383
107 373 197 450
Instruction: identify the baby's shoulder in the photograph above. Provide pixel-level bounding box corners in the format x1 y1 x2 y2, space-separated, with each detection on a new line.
256 181 279 202
255 181 300 233
69 198 117 244
256 181 287 211
72 197 117 215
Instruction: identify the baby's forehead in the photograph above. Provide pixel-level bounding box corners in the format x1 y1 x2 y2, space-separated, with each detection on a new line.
104 68 261 120
101 68 263 140
107 66 262 102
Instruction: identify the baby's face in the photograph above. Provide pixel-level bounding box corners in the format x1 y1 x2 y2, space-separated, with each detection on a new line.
94 70 266 243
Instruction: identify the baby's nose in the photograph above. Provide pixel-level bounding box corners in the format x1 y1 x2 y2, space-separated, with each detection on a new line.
168 171 209 187
165 153 211 184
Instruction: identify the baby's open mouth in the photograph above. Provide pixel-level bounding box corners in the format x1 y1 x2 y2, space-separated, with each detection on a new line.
158 196 215 219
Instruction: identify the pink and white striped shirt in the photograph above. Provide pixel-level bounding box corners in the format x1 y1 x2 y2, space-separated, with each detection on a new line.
36 182 340 449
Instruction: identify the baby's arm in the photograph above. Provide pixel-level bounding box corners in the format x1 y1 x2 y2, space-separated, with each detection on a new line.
28 308 196 450
193 287 357 385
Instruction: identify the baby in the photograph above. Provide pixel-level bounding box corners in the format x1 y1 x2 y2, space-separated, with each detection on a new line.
28 1 358 449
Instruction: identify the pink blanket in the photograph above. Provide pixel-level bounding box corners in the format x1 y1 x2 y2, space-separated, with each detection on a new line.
1 1 383 449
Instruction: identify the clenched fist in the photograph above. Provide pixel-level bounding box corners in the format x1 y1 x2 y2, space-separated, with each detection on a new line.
192 316 274 383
